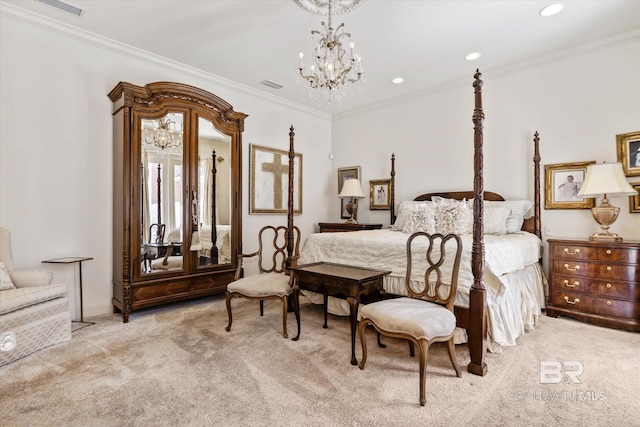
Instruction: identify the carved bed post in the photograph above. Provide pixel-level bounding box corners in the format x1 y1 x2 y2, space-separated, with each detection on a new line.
533 131 542 239
390 153 396 225
210 150 219 264
468 69 488 376
286 125 295 269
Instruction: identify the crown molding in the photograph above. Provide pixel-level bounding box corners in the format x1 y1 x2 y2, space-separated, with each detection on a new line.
0 2 331 121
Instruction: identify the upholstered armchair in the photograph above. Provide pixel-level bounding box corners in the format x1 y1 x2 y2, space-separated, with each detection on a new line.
0 230 53 287
0 227 71 366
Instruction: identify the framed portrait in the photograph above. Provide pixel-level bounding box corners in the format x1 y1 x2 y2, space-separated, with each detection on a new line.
338 166 361 219
544 161 596 209
616 131 640 177
250 144 302 214
630 182 640 213
369 179 391 210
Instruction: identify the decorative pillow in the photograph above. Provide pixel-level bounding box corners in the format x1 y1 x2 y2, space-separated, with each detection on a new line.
0 262 16 290
433 199 471 235
482 206 510 235
392 201 428 231
484 200 533 233
402 203 436 234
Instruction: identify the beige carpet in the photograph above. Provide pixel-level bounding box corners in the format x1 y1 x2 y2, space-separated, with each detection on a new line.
1 296 638 427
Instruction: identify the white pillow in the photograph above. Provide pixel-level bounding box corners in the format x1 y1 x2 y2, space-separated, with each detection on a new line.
402 203 436 234
482 206 510 235
484 200 533 233
392 201 428 231
0 262 16 290
433 199 471 235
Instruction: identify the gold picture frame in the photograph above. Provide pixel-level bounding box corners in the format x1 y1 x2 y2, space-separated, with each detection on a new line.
544 161 595 209
338 166 361 219
630 182 640 213
616 131 640 177
250 144 302 214
369 179 391 210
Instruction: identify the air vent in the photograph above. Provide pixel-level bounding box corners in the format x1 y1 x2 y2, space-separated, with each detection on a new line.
260 80 284 90
38 0 84 16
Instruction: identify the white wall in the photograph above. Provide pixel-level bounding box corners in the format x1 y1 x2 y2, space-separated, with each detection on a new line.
331 36 640 273
0 10 332 318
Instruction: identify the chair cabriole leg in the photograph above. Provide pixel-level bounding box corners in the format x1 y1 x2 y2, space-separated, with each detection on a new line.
225 292 233 332
358 319 369 369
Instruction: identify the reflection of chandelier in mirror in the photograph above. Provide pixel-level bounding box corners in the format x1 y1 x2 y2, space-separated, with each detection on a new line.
295 0 365 104
143 117 183 151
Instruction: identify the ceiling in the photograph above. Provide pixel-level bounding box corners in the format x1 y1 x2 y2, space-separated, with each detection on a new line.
4 0 640 115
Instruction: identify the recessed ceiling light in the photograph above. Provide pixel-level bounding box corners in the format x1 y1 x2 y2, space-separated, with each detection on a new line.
392 77 405 84
540 3 564 17
465 52 482 61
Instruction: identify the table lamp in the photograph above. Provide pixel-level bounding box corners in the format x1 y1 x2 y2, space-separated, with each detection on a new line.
576 162 636 242
339 178 365 224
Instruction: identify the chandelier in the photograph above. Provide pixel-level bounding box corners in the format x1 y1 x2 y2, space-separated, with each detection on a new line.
296 0 365 103
142 116 183 152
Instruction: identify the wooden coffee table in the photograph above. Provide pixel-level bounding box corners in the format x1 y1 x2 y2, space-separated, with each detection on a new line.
289 262 391 365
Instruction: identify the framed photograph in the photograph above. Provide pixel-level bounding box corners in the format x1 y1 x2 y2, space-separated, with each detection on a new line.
544 161 596 209
250 144 302 214
630 182 640 213
616 131 640 177
369 179 391 210
338 166 361 219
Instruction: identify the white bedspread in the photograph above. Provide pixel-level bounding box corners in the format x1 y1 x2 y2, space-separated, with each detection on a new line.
297 229 545 351
298 229 541 299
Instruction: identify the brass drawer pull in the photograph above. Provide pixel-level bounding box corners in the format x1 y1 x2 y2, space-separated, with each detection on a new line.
563 279 579 288
564 296 580 305
606 283 612 288
606 266 612 271
564 264 580 272
606 249 612 255
607 301 612 306
563 248 580 255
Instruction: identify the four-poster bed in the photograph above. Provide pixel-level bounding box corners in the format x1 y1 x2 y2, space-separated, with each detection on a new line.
293 70 545 375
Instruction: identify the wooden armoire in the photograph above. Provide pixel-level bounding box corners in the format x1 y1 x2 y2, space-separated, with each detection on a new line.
108 81 247 322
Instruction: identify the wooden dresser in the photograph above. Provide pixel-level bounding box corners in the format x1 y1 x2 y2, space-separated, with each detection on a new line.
546 238 640 332
319 223 383 233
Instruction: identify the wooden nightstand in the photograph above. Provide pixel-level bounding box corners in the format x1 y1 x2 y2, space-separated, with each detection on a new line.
318 223 383 233
546 238 640 332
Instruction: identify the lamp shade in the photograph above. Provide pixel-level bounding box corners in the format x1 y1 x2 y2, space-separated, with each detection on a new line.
339 178 365 199
577 163 636 198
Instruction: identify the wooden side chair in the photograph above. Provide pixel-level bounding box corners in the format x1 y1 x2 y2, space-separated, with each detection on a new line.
225 225 301 338
357 232 463 406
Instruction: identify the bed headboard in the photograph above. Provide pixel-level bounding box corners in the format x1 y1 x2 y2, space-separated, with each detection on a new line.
414 191 505 202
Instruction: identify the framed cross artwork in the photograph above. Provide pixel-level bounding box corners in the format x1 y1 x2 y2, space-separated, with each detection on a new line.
249 144 302 214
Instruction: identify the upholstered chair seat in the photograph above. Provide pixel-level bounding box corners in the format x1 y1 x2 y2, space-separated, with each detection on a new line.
359 297 456 341
226 273 291 298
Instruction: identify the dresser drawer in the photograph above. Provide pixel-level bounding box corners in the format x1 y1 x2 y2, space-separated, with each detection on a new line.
552 260 639 282
552 274 640 300
551 290 640 319
551 244 640 264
